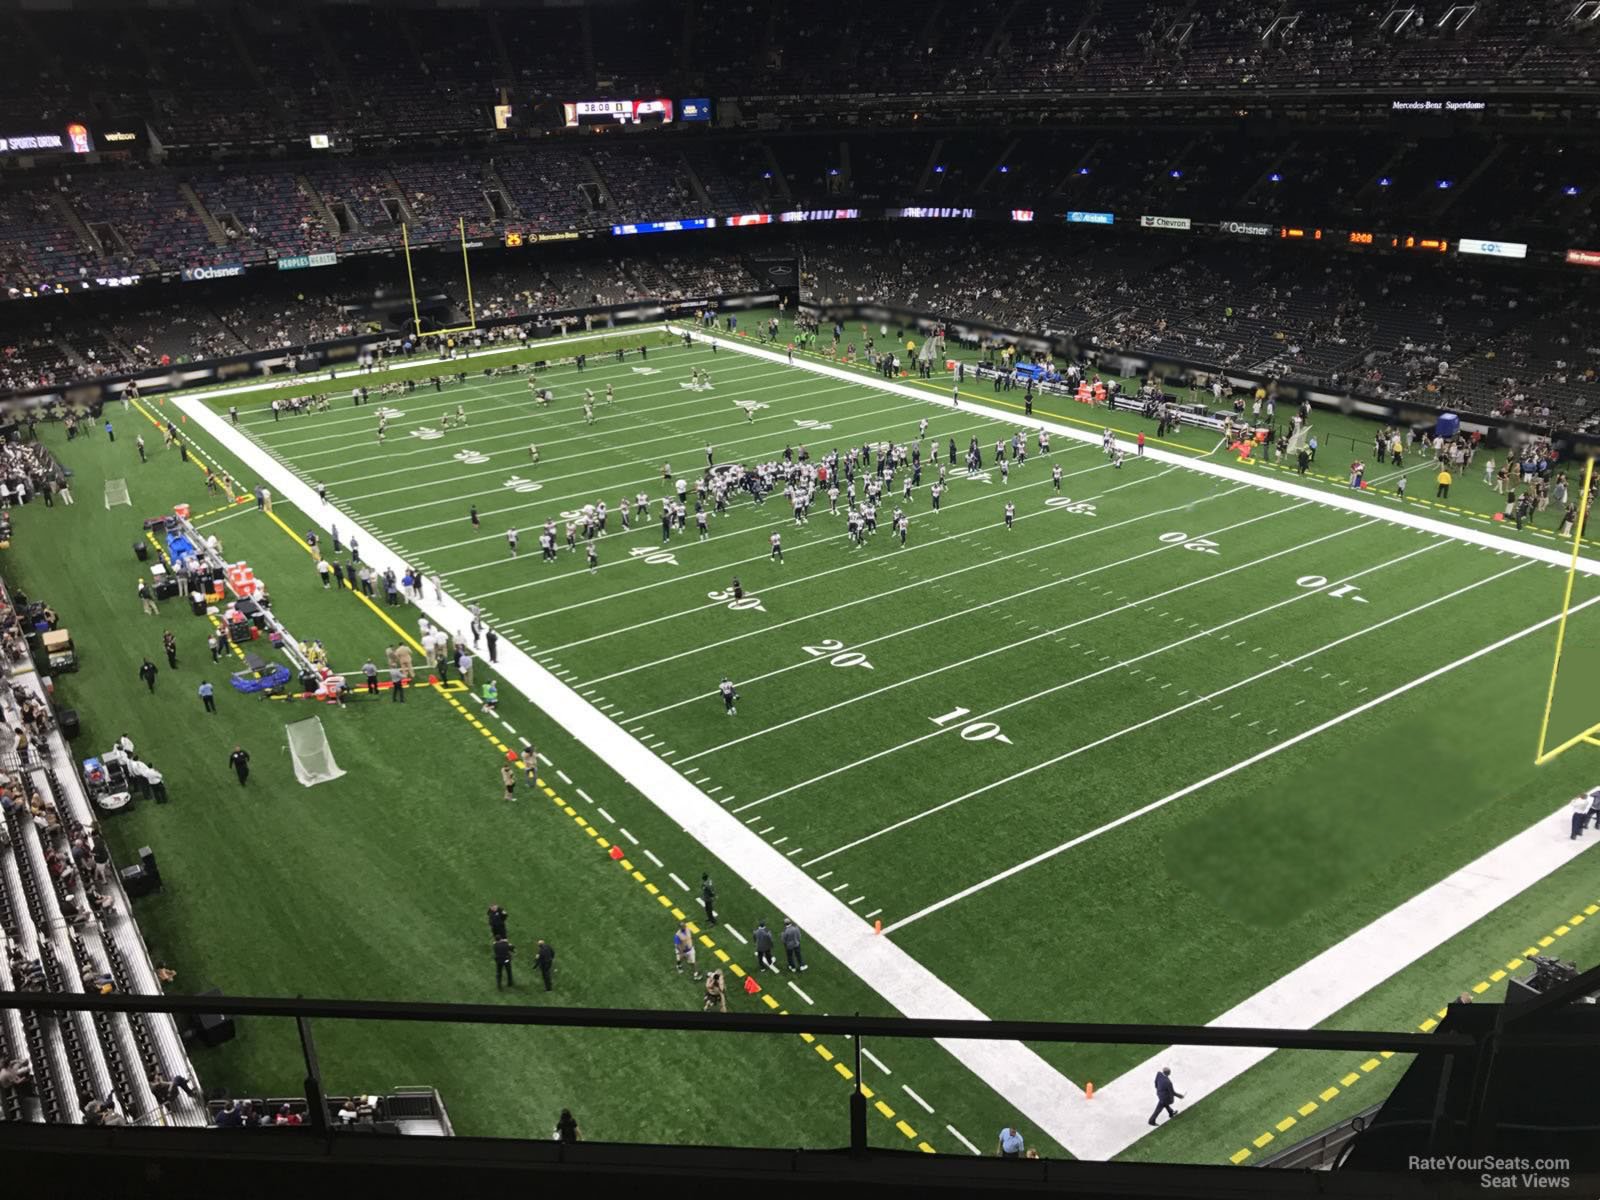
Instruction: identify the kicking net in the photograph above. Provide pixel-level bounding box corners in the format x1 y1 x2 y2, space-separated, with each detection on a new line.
286 716 345 787
104 478 131 509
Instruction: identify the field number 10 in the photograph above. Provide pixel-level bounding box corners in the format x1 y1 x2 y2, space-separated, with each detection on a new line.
930 706 1012 744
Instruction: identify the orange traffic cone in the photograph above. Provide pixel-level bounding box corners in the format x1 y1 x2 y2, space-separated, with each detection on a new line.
608 845 624 860
505 749 518 763
873 920 882 935
1085 1082 1095 1100
743 975 760 994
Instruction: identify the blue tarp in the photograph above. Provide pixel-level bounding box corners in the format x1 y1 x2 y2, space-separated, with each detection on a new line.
231 663 291 694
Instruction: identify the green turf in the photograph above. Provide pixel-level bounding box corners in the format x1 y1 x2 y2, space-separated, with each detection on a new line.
14 321 1596 1164
15 398 1047 1155
221 328 1600 1084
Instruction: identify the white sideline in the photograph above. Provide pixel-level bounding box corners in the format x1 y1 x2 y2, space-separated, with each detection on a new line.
172 387 1097 1160
1079 786 1600 1159
678 326 1600 577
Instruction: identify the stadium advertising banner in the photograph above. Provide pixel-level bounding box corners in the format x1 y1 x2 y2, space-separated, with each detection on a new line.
1458 237 1528 260
1066 211 1115 225
611 218 715 236
777 209 859 222
564 99 674 126
1140 215 1191 230
1568 249 1600 269
1391 98 1487 112
1219 220 1274 237
182 264 246 282
0 122 94 155
277 252 339 271
889 207 974 219
1011 209 1034 222
679 99 713 122
726 213 773 226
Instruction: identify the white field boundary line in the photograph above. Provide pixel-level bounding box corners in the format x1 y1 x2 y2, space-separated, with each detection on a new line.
186 325 686 408
682 503 1366 767
172 384 1102 1162
506 453 1137 637
873 556 1525 909
738 527 1435 818
601 470 1231 704
675 324 1600 577
1074 600 1600 1159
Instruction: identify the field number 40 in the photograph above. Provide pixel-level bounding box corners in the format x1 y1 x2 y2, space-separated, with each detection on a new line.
930 706 1012 744
802 639 874 669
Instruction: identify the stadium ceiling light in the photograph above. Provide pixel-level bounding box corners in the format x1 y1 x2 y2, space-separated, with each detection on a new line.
1077 167 1091 175
1378 176 1392 187
997 165 1009 174
1436 179 1452 189
1564 185 1581 196
933 165 945 173
1268 172 1282 182
1169 169 1183 179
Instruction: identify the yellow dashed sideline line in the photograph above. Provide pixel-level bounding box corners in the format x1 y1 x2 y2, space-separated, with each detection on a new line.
1227 899 1600 1164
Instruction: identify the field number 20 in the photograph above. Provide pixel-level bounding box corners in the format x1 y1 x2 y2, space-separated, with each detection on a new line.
801 639 874 669
930 706 1012 744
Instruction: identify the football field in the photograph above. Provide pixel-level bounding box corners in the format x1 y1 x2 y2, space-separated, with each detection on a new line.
191 327 1600 1149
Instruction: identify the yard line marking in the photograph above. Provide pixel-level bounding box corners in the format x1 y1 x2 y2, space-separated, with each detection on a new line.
726 927 747 944
902 1085 935 1114
696 510 1366 766
669 872 690 892
772 836 787 845
643 850 663 867
744 524 1422 814
618 827 639 845
691 325 1600 575
785 847 805 857
947 1125 982 1156
597 807 614 822
849 895 866 905
862 1048 893 1075
621 486 1340 714
555 769 572 785
864 908 882 920
503 452 1126 636
575 787 594 804
585 471 1218 692
815 871 833 881
882 560 1547 933
832 882 850 893
788 982 815 1006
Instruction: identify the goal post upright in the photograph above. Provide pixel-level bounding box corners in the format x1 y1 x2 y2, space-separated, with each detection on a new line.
401 217 478 340
1534 454 1597 765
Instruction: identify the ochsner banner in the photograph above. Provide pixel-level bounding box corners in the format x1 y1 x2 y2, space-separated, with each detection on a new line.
1219 220 1273 236
1140 215 1191 230
182 264 246 281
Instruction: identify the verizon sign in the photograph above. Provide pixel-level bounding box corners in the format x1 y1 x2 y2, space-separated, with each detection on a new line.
1567 249 1600 269
1140 215 1191 231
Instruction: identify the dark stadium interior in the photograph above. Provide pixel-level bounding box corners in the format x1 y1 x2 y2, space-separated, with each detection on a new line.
2 1 1600 1196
